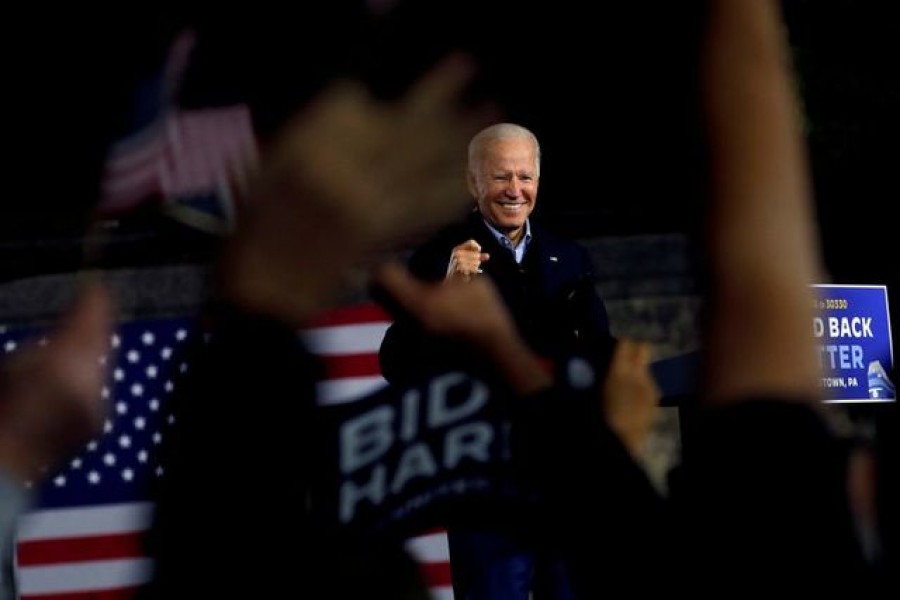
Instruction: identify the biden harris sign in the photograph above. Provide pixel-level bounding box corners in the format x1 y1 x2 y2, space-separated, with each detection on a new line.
813 284 894 403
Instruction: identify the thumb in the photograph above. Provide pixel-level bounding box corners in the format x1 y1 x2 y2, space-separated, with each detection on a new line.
461 239 482 252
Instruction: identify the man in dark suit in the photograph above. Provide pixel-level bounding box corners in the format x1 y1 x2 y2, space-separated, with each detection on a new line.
379 122 615 600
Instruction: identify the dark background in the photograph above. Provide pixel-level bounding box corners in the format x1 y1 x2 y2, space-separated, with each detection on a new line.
2 1 897 290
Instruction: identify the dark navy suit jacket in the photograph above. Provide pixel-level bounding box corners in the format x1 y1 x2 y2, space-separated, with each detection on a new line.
378 211 615 386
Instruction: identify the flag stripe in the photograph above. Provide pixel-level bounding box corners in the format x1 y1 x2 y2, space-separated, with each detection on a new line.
316 376 388 406
404 530 451 563
301 322 390 355
102 161 160 191
20 586 145 600
17 559 154 596
321 352 382 379
17 503 154 541
418 562 453 588
17 532 144 567
306 303 391 327
104 132 165 172
430 587 455 600
100 127 166 211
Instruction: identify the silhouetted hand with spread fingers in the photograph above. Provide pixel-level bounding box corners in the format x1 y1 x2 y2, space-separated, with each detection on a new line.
223 55 496 326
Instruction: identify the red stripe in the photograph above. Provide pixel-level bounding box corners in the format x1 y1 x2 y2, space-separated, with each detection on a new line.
17 532 144 567
101 172 160 200
100 169 163 212
418 561 453 587
105 141 164 173
321 353 381 379
307 303 391 327
22 585 144 600
415 526 449 537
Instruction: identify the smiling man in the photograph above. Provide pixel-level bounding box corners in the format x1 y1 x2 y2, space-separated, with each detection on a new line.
378 122 616 600
458 124 541 273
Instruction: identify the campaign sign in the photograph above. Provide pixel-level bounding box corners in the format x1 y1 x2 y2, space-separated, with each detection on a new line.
813 284 894 403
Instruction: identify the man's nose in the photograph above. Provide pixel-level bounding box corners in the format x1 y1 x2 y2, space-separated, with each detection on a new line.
504 179 521 195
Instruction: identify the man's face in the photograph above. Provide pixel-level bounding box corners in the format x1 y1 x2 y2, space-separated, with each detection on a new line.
468 137 538 241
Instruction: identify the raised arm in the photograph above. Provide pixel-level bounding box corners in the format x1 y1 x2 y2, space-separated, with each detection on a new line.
701 0 825 404
221 55 492 327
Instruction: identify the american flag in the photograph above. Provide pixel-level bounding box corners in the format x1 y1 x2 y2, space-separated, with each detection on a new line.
7 304 453 599
96 28 259 235
9 317 194 599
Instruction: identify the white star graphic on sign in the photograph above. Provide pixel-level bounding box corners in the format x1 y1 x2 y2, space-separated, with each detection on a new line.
138 450 149 463
103 453 117 466
88 471 101 484
119 435 132 449
146 365 158 378
114 368 125 381
142 332 156 345
54 475 66 487
131 383 144 397
122 468 135 482
134 416 147 430
176 329 187 341
149 398 160 412
116 402 128 415
71 458 82 469
161 347 173 360
111 334 121 348
4 340 16 352
127 350 140 363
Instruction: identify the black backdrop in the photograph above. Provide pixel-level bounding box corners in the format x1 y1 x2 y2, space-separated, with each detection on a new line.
2 0 897 290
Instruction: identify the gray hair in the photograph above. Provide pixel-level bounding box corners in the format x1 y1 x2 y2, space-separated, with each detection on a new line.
467 123 541 176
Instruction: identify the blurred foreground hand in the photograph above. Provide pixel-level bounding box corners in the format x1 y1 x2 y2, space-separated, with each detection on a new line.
0 283 114 483
223 55 496 326
602 339 661 459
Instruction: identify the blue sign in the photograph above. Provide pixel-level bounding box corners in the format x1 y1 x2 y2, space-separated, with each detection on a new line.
812 284 894 403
